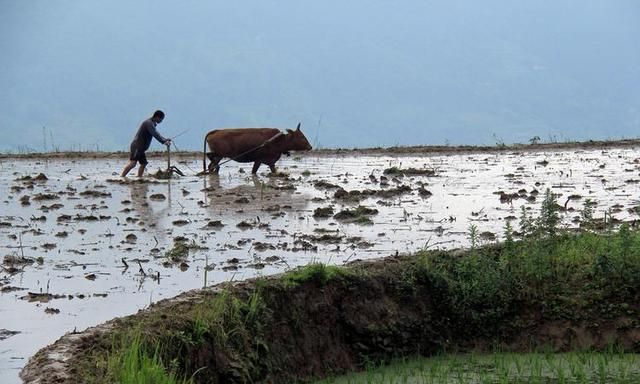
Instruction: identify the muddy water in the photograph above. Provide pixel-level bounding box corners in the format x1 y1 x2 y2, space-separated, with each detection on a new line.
2 148 640 383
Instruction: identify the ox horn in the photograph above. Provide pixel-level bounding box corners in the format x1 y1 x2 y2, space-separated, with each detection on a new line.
296 122 301 131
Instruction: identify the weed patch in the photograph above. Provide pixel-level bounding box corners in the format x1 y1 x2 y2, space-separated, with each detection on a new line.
282 263 351 287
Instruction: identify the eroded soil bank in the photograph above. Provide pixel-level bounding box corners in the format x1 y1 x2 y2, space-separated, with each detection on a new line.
21 244 640 383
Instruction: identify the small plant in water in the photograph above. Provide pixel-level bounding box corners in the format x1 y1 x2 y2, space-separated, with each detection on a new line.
518 206 534 239
468 224 478 251
537 188 560 237
581 198 595 229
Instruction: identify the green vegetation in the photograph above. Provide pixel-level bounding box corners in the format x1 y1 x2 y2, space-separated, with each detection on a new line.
106 334 191 384
97 286 268 384
282 262 351 287
409 189 640 336
316 351 640 383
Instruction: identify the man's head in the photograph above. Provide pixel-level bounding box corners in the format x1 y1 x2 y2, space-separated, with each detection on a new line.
151 110 165 124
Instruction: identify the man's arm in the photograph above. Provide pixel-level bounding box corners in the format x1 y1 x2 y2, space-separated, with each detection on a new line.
145 121 170 145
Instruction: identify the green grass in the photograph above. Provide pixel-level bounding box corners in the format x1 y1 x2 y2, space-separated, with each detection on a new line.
316 352 640 383
282 262 351 287
107 334 192 384
100 286 267 384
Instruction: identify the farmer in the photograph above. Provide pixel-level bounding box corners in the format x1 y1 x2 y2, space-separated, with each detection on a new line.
121 110 172 177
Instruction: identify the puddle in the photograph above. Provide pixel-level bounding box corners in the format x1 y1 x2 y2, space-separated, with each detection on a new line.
2 147 640 383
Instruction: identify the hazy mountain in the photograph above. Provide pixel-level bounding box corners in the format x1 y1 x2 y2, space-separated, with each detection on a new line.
1 1 638 152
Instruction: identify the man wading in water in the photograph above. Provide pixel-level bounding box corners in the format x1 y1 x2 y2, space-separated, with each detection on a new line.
121 110 172 177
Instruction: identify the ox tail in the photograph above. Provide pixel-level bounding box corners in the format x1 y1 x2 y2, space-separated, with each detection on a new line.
203 131 210 173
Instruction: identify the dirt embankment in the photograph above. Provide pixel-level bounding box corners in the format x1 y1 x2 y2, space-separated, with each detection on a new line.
21 252 640 384
4 138 640 161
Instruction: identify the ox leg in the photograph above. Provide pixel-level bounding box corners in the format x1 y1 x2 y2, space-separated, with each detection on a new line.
207 155 222 174
251 162 261 174
268 163 277 173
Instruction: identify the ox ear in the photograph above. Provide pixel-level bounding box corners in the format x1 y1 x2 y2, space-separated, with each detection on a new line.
286 129 293 134
296 122 301 131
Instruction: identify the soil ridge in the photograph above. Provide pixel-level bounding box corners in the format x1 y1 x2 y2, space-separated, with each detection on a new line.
21 253 640 383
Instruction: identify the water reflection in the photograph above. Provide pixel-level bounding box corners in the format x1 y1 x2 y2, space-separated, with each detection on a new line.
128 181 172 230
202 173 309 212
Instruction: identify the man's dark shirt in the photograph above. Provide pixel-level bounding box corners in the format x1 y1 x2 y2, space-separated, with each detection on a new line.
131 118 168 152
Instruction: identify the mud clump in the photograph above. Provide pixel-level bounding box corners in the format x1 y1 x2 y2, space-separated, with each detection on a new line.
20 292 67 303
293 239 318 251
16 173 48 182
418 187 433 197
300 233 344 244
236 221 254 229
252 242 276 252
263 205 281 213
0 329 20 341
313 206 334 218
164 241 190 263
34 173 48 181
32 193 59 201
376 185 412 198
205 220 225 229
334 188 375 202
150 169 179 179
149 193 166 201
383 167 436 176
333 206 378 224
314 180 341 190
3 255 34 265
79 190 112 198
334 186 412 202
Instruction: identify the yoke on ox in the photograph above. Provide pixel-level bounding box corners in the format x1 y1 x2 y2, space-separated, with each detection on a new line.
202 123 312 174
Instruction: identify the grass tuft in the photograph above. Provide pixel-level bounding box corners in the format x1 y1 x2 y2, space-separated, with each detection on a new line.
107 333 191 384
283 263 351 287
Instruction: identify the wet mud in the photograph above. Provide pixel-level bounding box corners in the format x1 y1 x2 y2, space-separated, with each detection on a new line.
3 144 640 382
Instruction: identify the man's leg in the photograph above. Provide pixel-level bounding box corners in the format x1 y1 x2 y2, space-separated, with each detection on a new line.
136 153 148 177
121 160 137 177
137 163 147 177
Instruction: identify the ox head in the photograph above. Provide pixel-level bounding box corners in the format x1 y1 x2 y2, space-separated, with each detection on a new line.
285 123 312 151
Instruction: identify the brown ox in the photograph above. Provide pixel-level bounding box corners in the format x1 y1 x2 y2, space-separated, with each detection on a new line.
203 124 312 174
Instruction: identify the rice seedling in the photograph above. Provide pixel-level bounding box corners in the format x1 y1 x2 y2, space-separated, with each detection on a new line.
315 352 640 383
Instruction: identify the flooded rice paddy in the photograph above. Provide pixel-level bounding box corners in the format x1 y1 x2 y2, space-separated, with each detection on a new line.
2 146 640 383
